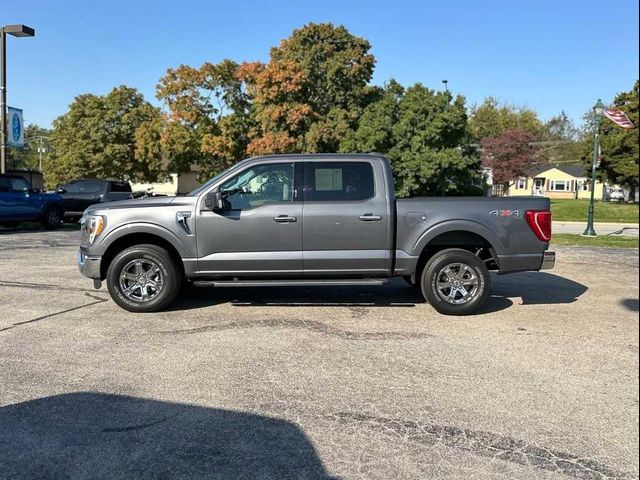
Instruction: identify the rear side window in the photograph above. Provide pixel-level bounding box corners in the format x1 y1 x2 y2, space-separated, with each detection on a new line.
64 180 103 193
0 177 10 192
306 162 375 201
109 181 131 193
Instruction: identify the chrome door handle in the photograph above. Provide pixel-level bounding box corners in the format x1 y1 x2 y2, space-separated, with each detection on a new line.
359 214 382 222
273 215 297 223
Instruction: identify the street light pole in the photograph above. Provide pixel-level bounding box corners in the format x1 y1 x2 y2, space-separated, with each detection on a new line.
1 28 7 174
582 99 605 237
0 24 36 175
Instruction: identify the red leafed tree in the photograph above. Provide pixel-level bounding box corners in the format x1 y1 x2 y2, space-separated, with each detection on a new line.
481 129 539 185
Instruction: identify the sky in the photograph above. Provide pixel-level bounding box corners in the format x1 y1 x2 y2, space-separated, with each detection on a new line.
2 0 638 129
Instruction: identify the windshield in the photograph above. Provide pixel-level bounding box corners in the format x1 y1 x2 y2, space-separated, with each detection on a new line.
188 159 250 196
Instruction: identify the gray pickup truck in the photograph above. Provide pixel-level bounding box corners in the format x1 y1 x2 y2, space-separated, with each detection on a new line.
78 154 555 315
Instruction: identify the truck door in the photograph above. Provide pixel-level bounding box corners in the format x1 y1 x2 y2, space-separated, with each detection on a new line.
0 176 37 218
302 160 390 276
195 161 303 276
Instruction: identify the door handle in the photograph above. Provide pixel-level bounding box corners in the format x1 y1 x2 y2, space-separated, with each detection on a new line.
273 215 297 223
359 214 382 222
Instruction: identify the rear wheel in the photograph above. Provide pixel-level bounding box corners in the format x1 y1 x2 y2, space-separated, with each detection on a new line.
421 248 490 315
41 206 62 230
106 244 181 312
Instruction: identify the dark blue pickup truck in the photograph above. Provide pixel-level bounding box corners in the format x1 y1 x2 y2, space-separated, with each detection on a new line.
0 174 65 230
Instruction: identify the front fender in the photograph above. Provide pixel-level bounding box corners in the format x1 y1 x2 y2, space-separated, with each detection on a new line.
411 219 507 256
94 222 194 257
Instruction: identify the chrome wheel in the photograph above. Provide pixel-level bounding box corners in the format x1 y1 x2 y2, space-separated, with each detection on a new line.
118 259 164 303
435 263 479 305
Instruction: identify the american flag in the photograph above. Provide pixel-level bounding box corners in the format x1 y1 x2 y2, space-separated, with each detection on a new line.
603 109 636 129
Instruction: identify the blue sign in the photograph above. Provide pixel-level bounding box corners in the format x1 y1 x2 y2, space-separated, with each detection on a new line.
7 107 25 147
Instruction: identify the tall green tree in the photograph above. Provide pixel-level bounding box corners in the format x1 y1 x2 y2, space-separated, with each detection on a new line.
44 86 163 188
468 97 544 141
344 81 478 196
598 80 639 191
538 111 588 164
6 124 51 171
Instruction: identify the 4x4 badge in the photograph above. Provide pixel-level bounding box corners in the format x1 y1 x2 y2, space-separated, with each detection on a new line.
490 209 522 217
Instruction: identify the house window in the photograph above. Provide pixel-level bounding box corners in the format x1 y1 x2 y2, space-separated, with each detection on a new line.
517 177 527 189
577 179 590 191
549 180 572 191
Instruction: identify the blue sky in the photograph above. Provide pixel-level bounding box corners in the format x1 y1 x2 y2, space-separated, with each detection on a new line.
3 0 638 129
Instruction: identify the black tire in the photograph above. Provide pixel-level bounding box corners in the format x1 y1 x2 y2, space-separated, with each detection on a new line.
421 248 490 316
106 244 182 313
41 205 63 230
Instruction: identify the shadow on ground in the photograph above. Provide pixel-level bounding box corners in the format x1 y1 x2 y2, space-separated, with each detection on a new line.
168 273 587 315
620 298 639 312
0 392 333 480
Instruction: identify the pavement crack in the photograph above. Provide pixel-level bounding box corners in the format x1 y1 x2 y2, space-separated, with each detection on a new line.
159 318 431 341
327 412 633 479
0 293 108 332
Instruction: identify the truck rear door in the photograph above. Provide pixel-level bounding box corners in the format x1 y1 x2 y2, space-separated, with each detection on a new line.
302 160 391 276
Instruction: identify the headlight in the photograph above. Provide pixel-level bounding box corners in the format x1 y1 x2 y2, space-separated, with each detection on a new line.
80 215 105 245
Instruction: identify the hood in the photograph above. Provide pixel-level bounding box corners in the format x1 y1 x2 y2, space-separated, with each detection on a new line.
84 196 196 215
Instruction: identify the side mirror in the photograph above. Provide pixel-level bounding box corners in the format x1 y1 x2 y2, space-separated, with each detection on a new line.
204 191 224 210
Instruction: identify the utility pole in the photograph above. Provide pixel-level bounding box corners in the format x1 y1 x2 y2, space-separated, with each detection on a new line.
0 24 36 174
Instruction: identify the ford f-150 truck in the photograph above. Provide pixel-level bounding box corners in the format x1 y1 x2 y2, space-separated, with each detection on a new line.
77 154 555 315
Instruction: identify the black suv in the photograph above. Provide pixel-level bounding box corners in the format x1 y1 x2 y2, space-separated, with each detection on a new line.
56 179 133 220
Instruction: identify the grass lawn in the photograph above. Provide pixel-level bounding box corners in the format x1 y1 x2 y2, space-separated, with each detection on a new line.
551 233 639 249
551 199 639 223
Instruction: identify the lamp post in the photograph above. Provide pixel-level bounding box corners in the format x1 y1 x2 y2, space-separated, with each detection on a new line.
1 24 36 174
582 98 605 237
442 79 449 94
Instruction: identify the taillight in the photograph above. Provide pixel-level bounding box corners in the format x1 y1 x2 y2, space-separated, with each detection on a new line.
525 210 552 242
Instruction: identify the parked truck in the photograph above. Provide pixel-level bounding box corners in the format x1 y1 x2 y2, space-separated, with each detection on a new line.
77 154 555 315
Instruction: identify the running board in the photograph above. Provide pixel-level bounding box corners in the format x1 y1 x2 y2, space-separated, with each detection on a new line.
193 278 388 288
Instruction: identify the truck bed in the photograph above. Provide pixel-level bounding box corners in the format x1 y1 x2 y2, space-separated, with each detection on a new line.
395 196 551 274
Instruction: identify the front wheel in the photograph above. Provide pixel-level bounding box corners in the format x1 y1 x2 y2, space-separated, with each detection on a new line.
421 248 490 315
41 206 62 230
106 244 182 312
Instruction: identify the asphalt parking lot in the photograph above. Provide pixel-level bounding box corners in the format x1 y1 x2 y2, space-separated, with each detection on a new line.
0 228 638 480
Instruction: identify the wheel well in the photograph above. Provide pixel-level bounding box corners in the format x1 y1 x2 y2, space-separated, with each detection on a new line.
414 230 498 281
100 233 185 280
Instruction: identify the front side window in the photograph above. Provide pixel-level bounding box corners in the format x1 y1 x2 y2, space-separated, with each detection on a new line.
307 162 375 201
10 177 31 192
219 163 294 210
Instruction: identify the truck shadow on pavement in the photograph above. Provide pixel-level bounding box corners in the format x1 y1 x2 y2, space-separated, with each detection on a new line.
168 274 586 315
0 392 334 480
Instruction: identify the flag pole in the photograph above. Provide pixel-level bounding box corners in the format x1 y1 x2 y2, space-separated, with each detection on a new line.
582 99 605 237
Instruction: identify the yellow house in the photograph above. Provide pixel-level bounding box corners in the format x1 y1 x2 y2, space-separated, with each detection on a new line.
509 165 605 200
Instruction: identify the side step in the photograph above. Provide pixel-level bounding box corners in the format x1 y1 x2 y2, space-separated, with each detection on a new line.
193 278 388 288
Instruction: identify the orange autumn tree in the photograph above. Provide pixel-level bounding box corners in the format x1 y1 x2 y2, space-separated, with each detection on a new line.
144 23 376 179
247 23 375 155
